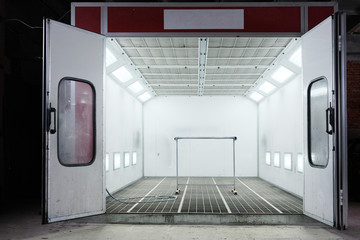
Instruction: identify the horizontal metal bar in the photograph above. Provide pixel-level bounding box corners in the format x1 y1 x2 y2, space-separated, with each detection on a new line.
174 136 237 140
137 65 269 69
207 73 261 76
209 46 285 50
143 73 198 76
138 65 197 69
206 79 256 81
151 83 253 87
131 56 276 60
123 47 198 50
207 57 276 60
131 57 198 60
178 183 235 186
122 46 285 50
202 93 246 95
146 79 198 81
157 88 197 92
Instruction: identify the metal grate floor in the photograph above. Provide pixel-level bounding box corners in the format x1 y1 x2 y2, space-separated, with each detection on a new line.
106 177 303 215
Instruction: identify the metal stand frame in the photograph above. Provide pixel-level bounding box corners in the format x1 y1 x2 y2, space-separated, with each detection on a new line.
174 136 237 195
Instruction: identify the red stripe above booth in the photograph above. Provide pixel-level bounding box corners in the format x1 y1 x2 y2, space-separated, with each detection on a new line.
74 6 101 34
71 3 336 36
107 7 301 33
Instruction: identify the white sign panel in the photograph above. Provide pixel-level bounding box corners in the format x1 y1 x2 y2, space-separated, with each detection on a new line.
164 9 244 30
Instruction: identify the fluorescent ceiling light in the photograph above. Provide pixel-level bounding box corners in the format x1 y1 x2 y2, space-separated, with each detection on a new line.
289 47 302 67
249 91 264 102
138 92 152 102
128 81 143 93
106 48 117 67
258 81 276 94
112 66 132 83
271 66 294 83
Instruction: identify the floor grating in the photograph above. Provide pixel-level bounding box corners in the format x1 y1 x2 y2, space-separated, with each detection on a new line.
106 177 303 215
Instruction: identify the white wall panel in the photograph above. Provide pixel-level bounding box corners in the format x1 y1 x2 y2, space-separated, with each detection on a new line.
144 96 257 177
105 77 143 193
258 76 304 197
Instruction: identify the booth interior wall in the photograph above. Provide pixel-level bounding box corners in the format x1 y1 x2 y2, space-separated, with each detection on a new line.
105 77 143 193
258 75 304 197
143 96 258 177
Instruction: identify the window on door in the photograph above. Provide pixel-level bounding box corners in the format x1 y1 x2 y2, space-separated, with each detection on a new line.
58 77 96 166
307 77 329 168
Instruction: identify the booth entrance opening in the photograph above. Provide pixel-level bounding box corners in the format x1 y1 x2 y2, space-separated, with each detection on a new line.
42 2 347 229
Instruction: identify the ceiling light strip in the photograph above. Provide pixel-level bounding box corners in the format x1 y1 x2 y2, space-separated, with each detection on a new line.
198 38 208 96
245 38 300 97
113 39 157 96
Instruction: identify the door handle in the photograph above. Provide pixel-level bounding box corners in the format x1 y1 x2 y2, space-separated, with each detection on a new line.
326 103 334 135
48 103 57 134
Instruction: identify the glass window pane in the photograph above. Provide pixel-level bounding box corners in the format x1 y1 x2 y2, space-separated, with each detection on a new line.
284 153 292 170
105 153 109 172
114 152 121 169
58 78 95 166
132 152 137 165
308 77 329 167
274 152 280 168
124 152 130 167
265 152 271 165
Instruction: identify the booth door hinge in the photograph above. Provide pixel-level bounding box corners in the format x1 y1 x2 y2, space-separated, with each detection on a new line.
338 35 342 52
340 189 343 206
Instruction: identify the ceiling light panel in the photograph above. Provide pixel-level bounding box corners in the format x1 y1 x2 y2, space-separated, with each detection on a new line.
289 47 302 67
112 66 133 83
271 66 294 83
258 81 276 94
106 48 117 67
249 91 264 102
138 92 152 102
128 81 143 93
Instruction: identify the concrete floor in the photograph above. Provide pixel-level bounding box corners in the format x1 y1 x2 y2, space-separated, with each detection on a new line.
0 202 360 240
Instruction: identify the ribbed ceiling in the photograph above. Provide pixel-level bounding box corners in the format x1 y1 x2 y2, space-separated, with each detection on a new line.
116 37 293 96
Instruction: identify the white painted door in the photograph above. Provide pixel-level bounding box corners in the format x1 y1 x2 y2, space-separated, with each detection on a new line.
43 19 105 223
302 17 336 226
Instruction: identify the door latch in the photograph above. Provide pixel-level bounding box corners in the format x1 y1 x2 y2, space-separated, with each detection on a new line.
47 103 57 134
326 102 334 135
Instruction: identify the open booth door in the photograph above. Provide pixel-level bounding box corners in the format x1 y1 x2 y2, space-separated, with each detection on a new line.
42 19 105 223
302 14 347 228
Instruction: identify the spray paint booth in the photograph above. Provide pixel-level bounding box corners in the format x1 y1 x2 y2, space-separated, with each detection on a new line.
42 2 348 228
